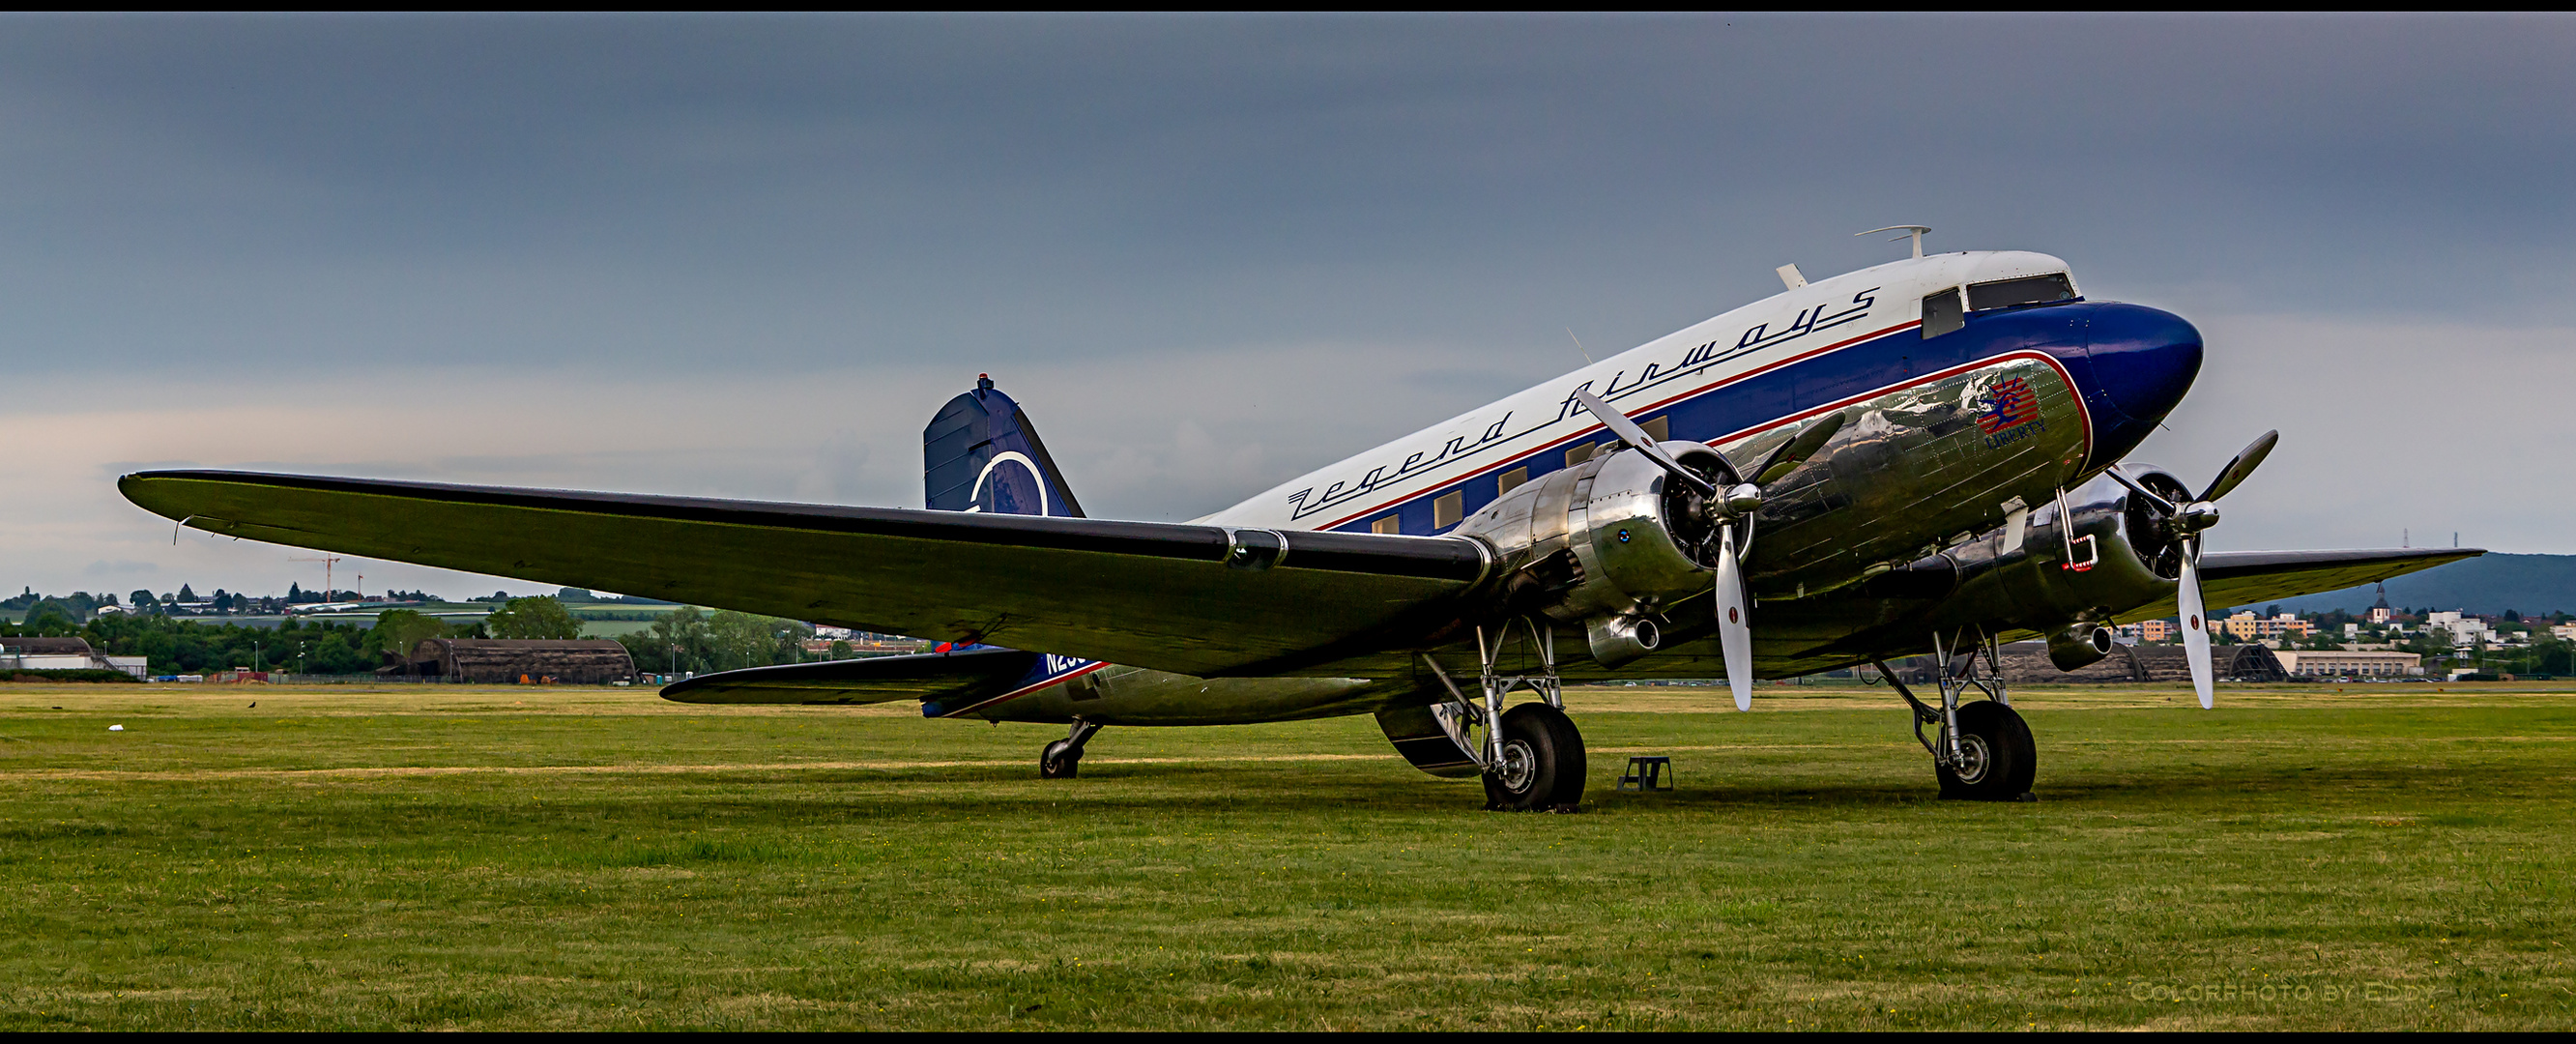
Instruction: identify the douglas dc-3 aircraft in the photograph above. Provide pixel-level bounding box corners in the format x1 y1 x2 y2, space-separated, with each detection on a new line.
122 229 2478 810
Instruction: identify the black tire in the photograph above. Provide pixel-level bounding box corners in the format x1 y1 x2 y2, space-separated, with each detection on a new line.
1039 739 1081 779
1483 703 1586 811
1935 700 2036 801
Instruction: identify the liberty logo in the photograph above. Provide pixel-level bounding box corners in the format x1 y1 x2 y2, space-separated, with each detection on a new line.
1978 377 2044 448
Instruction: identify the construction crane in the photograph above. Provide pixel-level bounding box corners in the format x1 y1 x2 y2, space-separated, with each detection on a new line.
290 555 343 604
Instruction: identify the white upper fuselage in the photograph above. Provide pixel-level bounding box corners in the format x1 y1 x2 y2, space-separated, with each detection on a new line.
1201 251 2075 534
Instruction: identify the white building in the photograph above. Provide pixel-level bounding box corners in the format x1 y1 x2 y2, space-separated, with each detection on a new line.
2270 650 2423 677
2424 611 2489 647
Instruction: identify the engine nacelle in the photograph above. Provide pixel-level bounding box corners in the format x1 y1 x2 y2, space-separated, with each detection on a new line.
1453 441 1727 667
1909 467 2194 641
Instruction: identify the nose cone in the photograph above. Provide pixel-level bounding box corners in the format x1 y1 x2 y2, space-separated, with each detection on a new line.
2081 304 2203 467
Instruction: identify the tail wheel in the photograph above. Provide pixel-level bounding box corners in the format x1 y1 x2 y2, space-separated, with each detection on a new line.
1039 739 1081 779
1936 700 2036 801
1483 703 1586 811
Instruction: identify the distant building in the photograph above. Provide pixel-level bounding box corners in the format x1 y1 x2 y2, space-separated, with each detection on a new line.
0 637 149 678
1996 642 2286 683
2220 612 2313 642
2368 583 2393 624
2270 650 2422 677
2423 611 2489 647
391 639 637 684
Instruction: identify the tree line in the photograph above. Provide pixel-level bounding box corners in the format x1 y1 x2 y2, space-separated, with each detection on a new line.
6 594 819 677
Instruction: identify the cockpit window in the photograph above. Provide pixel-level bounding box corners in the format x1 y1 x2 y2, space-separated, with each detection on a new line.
1920 287 1964 338
1967 273 2076 311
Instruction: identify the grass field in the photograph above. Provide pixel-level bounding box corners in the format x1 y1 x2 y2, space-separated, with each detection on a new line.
1 680 2569 1030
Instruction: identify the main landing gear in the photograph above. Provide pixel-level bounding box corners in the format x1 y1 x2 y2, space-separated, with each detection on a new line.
1039 718 1101 779
1874 630 2036 802
1425 618 1587 812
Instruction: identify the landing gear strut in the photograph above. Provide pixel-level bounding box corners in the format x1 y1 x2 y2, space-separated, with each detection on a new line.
1039 718 1100 779
1874 629 2036 801
1425 618 1586 812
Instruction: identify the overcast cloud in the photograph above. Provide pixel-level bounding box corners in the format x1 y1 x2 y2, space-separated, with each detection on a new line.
2 14 2570 598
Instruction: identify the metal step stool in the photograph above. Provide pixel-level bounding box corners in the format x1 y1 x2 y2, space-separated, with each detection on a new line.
1617 755 1672 792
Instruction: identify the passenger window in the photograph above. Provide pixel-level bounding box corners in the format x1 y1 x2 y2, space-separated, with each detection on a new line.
1497 467 1529 495
1566 443 1598 467
1967 273 2076 311
1433 490 1464 529
1641 416 1669 442
1921 288 1964 338
1372 515 1401 535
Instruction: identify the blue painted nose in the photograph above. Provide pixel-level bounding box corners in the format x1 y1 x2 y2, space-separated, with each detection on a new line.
2081 303 2203 467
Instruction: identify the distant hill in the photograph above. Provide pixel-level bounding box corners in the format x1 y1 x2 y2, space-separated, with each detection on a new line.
2242 553 2576 617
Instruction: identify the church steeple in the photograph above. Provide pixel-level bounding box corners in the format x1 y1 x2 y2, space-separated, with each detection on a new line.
2368 582 2392 624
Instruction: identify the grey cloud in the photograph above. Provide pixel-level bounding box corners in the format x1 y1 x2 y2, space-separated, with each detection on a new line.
2 14 2573 595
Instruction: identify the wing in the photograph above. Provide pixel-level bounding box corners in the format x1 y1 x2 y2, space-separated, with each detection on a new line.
118 471 1493 678
2135 547 2480 618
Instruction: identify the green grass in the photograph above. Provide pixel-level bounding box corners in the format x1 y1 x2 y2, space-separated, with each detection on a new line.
0 681 2570 1030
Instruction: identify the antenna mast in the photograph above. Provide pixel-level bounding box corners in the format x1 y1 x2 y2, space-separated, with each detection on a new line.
1856 225 1931 259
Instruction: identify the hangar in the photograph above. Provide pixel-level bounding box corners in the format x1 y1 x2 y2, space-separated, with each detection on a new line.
391 639 637 684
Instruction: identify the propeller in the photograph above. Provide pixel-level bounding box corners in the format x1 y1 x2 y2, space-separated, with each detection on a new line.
1571 390 1843 711
2103 430 2278 710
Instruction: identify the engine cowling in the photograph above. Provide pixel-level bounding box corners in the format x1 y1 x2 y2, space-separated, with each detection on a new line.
1902 466 2195 648
1452 441 1729 667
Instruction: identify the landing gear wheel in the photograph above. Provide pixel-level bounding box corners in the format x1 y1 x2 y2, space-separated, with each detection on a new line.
1935 700 2036 801
1039 739 1082 779
1483 703 1586 812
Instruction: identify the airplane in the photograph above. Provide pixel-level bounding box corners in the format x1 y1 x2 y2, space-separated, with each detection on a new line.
119 228 2478 810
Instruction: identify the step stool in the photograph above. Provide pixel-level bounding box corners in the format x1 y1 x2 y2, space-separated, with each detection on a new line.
1617 755 1672 792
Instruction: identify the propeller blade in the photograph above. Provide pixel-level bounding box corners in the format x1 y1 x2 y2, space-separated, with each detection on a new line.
1751 412 1846 486
2177 537 2214 709
1716 522 1752 711
2197 429 2279 505
2101 466 2180 515
1570 388 1718 496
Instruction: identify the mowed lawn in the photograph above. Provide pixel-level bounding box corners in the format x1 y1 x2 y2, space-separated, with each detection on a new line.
0 681 2570 1030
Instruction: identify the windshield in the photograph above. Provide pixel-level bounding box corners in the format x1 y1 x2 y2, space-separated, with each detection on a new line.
1967 273 2076 311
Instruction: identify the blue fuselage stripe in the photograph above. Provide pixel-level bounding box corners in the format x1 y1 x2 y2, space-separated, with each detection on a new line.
1326 306 2098 536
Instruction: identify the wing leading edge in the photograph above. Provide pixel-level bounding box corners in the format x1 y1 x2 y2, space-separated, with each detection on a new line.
118 470 1493 679
2126 546 2481 622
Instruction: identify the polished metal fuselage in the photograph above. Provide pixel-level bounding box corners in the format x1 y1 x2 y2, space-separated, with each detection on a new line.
965 337 2181 726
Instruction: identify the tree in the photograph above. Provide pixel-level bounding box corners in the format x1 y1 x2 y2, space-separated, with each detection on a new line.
178 584 197 602
482 596 585 640
620 605 712 675
368 609 449 660
130 590 157 614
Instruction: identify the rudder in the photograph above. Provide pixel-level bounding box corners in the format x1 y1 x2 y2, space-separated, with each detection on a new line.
922 374 1085 517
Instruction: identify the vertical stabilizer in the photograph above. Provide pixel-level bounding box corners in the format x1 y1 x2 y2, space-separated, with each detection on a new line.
923 374 1085 517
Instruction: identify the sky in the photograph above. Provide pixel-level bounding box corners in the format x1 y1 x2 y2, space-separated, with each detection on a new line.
2 13 2571 601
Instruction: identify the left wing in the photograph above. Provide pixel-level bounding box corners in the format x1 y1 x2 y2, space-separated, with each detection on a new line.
2131 546 2479 619
118 470 1493 679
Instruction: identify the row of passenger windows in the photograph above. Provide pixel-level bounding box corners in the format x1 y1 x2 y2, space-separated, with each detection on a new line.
1921 272 2076 338
1369 415 1673 534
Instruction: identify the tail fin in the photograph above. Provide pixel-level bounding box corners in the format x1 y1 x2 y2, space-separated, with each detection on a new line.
923 374 1085 517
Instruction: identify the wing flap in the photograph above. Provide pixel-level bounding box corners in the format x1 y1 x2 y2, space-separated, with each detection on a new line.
659 647 1039 706
120 470 1493 678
